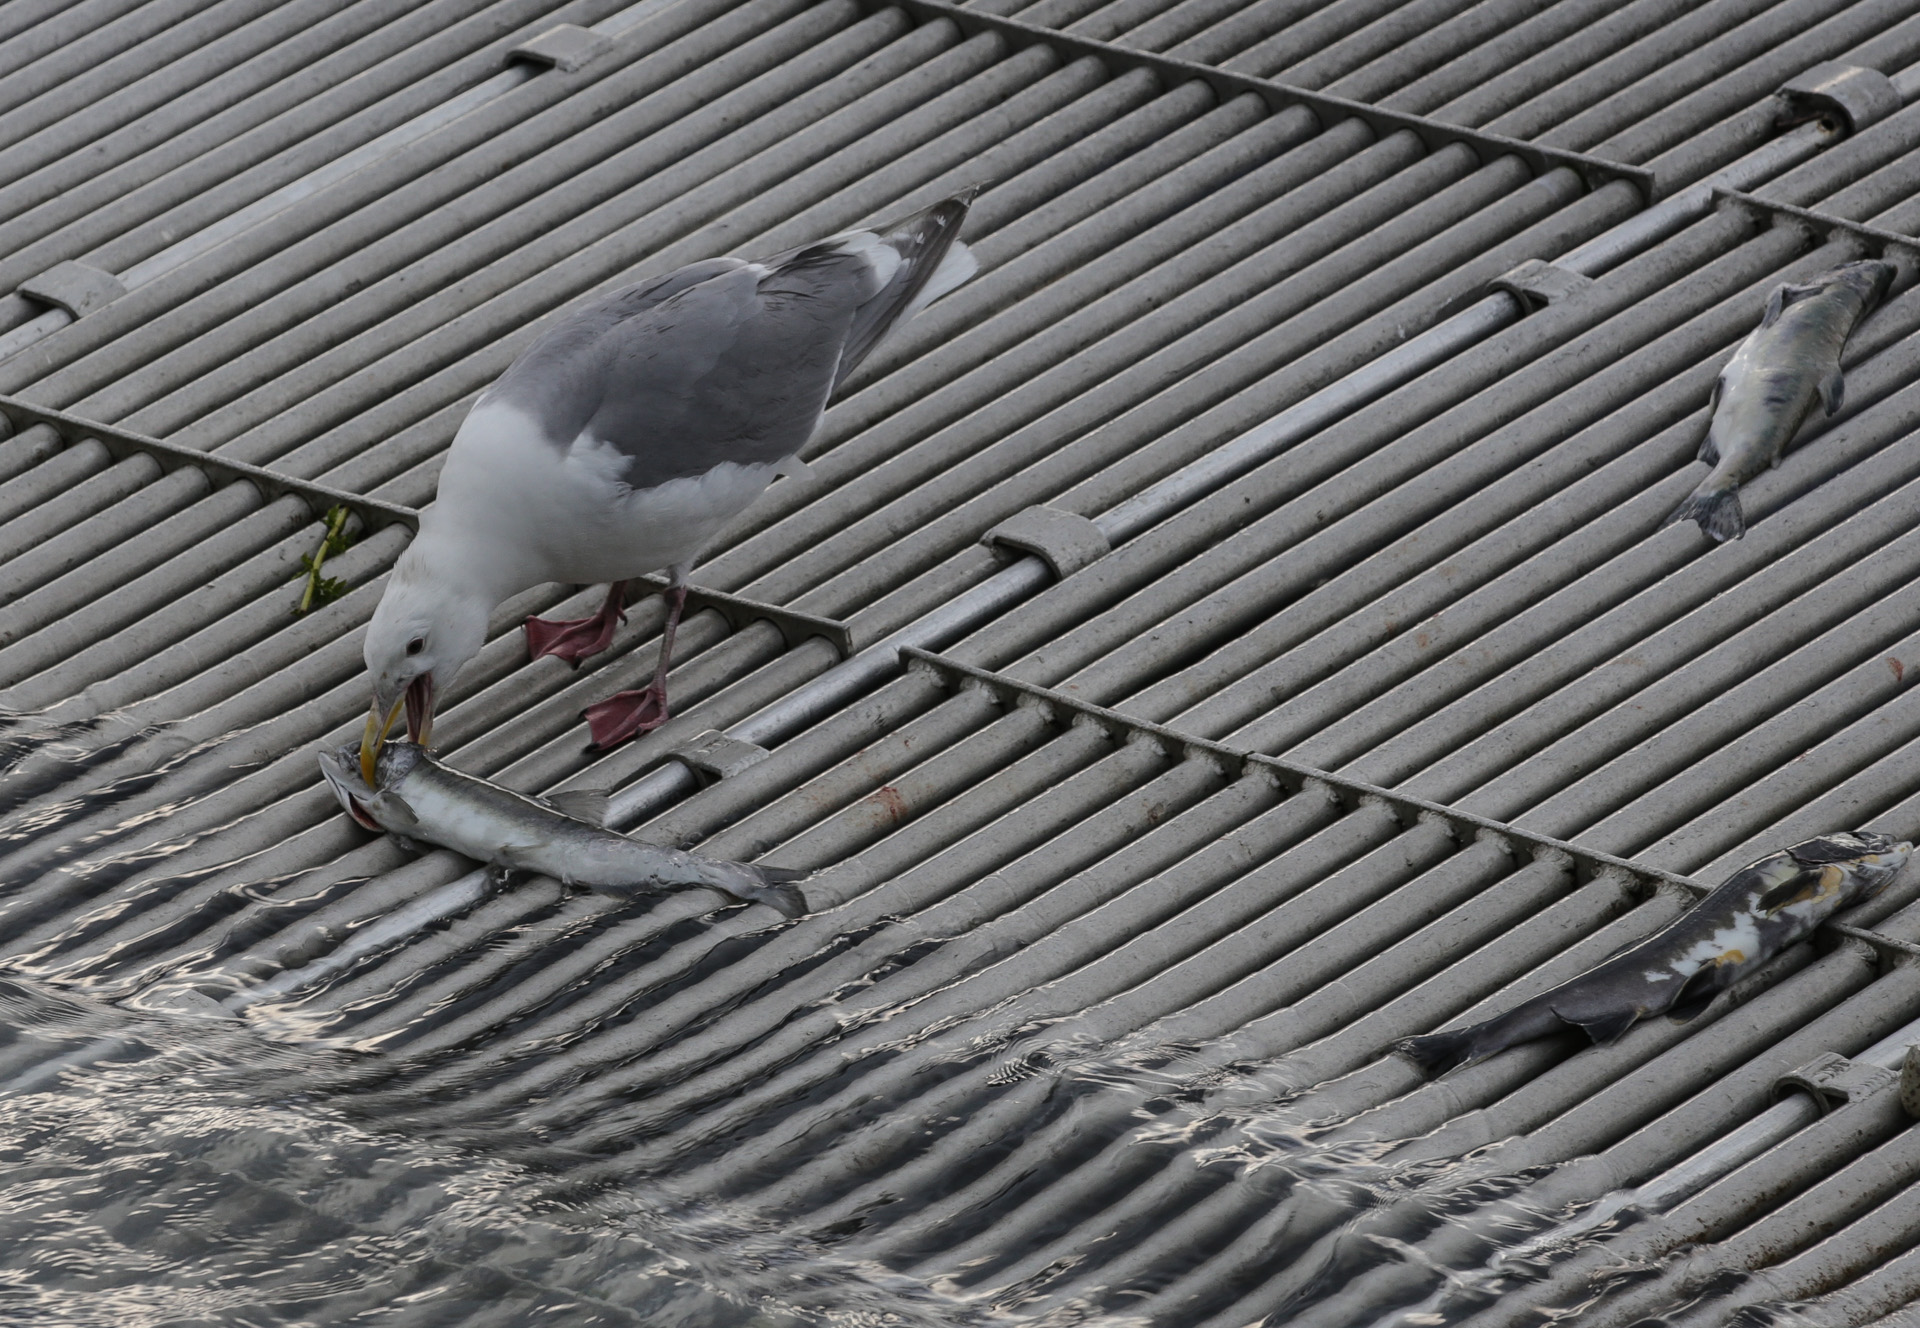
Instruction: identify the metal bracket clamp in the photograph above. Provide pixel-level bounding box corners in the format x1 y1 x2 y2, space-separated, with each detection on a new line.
635 575 856 657
1773 1051 1897 1114
673 729 771 784
1776 62 1902 134
506 24 612 72
1489 259 1595 313
1902 1046 1920 1119
18 260 127 318
982 505 1111 578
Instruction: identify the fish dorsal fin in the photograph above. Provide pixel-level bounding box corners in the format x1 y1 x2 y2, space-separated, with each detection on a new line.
1697 428 1720 468
543 789 612 826
1785 834 1866 866
1763 280 1826 327
1756 868 1823 916
1666 964 1725 1023
1569 1006 1640 1046
1819 367 1845 417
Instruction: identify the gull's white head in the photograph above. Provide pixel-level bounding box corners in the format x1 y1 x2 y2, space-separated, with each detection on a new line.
359 546 492 782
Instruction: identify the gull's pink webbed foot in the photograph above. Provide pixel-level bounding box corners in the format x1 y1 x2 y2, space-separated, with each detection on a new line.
584 684 671 748
581 580 687 748
526 582 627 666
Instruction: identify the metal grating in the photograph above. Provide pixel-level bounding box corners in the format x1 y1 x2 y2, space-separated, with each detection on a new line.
4 0 1920 1322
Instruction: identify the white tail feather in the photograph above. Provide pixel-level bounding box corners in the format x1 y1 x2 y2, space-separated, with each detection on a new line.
894 238 976 327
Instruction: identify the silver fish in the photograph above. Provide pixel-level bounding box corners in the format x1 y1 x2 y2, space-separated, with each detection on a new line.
1398 830 1911 1076
1663 259 1893 542
317 742 807 918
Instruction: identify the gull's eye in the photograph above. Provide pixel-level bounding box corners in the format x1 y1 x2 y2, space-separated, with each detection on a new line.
406 637 425 657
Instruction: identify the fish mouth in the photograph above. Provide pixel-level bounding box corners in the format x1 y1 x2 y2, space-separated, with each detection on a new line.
344 792 383 832
318 747 385 832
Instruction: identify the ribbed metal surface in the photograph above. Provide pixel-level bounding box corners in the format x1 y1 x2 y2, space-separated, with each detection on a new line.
5 0 1920 1322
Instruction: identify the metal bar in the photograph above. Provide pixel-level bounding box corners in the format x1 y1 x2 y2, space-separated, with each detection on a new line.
0 393 418 531
903 647 1920 974
1714 185 1920 257
0 399 851 668
861 0 1656 197
635 572 855 657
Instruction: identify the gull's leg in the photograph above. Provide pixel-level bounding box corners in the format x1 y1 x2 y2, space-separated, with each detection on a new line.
584 571 688 748
526 581 627 665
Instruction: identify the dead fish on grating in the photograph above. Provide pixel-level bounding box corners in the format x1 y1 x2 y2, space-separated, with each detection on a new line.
1397 830 1911 1075
1663 259 1893 542
317 741 808 917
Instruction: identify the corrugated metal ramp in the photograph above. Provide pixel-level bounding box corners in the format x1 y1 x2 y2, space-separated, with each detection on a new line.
6 0 1920 1321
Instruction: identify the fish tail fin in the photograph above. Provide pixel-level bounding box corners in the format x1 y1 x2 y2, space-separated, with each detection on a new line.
701 860 811 918
745 865 811 920
1395 1028 1482 1077
1663 485 1745 541
1395 997 1578 1076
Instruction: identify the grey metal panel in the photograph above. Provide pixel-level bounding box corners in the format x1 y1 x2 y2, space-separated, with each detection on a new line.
0 0 604 306
5 1 1920 1324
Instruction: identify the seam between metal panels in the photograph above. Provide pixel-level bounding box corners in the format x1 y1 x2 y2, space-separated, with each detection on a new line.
1711 187 1920 258
0 394 856 655
899 649 1920 966
0 393 420 532
635 573 856 657
860 0 1656 200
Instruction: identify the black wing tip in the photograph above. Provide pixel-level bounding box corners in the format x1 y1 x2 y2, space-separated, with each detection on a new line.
1395 1029 1478 1077
882 192 977 250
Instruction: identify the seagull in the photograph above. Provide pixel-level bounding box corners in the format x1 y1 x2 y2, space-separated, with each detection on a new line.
358 195 977 781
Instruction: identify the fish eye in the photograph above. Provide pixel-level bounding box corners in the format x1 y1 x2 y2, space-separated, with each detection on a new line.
406 637 426 656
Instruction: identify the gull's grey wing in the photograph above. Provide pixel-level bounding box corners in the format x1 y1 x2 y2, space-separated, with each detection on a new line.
487 255 866 490
486 257 745 449
483 199 974 492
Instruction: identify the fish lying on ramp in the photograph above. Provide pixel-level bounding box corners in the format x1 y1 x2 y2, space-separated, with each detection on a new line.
317 741 808 918
1663 259 1892 542
1398 830 1911 1076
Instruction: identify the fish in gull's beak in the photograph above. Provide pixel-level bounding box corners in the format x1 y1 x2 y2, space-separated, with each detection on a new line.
361 673 435 784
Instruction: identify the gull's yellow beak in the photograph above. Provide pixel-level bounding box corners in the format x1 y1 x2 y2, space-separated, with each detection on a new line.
361 694 404 785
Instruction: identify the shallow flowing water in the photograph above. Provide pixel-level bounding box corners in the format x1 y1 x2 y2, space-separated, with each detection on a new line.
0 721 1652 1327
